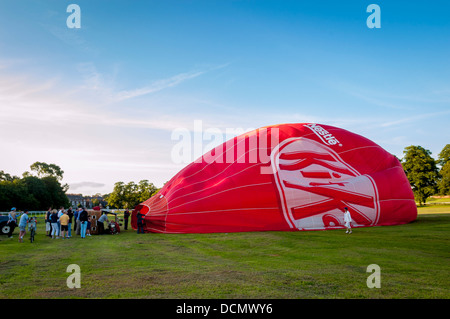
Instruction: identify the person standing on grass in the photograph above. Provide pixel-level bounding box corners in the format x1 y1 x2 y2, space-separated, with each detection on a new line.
18 210 29 243
67 208 74 238
57 207 64 237
343 207 353 234
86 216 92 236
76 207 82 235
59 210 70 239
79 207 88 238
97 212 108 235
50 209 59 239
136 211 144 234
73 208 79 234
7 207 18 239
45 207 52 237
123 209 130 230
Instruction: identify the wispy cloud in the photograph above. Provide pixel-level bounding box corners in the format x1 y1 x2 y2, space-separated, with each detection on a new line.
112 63 230 102
70 62 231 107
380 110 450 127
115 70 206 101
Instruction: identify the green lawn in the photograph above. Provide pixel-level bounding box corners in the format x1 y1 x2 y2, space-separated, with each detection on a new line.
1 206 449 299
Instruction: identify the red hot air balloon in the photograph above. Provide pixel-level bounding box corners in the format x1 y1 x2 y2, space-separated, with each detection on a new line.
131 123 417 233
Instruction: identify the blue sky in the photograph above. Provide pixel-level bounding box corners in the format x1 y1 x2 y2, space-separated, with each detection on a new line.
0 0 449 195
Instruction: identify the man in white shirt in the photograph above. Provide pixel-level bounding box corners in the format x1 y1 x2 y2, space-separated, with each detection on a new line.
343 207 353 234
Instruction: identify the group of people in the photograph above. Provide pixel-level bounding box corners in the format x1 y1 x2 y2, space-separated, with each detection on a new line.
45 206 91 239
5 206 134 242
6 206 351 239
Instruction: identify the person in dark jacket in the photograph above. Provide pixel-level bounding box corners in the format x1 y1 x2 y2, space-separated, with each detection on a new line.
123 210 130 230
136 211 144 234
79 207 88 238
50 209 59 239
67 208 74 238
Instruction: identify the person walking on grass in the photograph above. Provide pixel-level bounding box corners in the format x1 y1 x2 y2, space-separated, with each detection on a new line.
343 207 353 234
59 210 70 239
18 210 29 243
79 207 88 238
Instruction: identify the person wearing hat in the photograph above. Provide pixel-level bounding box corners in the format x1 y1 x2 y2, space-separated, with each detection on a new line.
7 207 17 238
343 207 353 234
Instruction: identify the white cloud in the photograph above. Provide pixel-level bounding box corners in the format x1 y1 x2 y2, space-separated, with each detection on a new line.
69 181 106 191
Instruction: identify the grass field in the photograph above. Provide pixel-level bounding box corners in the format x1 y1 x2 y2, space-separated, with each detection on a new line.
1 206 449 299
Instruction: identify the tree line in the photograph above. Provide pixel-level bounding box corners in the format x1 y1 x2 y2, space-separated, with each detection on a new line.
0 162 69 211
402 144 450 205
0 162 160 211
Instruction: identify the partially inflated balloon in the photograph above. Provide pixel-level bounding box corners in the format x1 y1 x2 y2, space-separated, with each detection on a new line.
132 123 416 233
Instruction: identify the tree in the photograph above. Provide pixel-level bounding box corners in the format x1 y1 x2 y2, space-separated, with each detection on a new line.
0 170 19 182
41 176 70 209
20 176 51 210
402 145 439 205
91 198 100 207
137 180 158 203
30 162 64 181
104 180 159 209
437 144 450 195
437 144 450 167
0 166 69 211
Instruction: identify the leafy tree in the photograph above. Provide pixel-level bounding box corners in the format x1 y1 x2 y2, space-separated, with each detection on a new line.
437 144 450 167
0 164 69 211
0 180 21 210
138 180 158 203
91 198 100 207
402 145 439 205
20 176 51 210
30 162 64 181
42 176 70 208
104 182 125 209
437 144 450 195
0 170 19 182
105 180 159 209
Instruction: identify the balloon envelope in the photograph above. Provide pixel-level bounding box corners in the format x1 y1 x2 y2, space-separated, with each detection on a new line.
132 123 417 233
